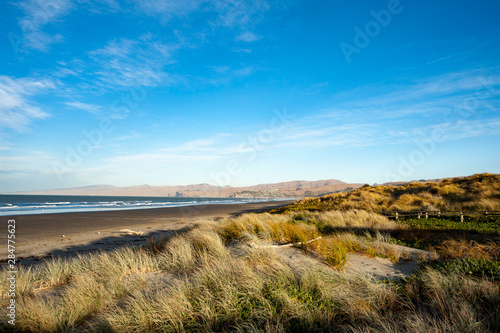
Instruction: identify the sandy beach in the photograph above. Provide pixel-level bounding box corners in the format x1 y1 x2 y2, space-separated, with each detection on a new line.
1 200 293 265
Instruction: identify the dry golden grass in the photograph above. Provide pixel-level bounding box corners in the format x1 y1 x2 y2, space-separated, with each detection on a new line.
317 209 401 230
275 173 500 213
2 208 499 332
437 239 500 260
216 212 320 245
95 246 499 333
401 267 500 332
215 211 409 268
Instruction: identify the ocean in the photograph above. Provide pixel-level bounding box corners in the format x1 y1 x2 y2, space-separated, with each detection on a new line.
0 194 281 216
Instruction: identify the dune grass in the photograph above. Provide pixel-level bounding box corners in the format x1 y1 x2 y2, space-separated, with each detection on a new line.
1 206 499 332
273 173 500 213
215 211 411 265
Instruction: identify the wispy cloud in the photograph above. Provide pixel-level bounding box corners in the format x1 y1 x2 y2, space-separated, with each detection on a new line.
0 151 57 175
233 66 255 77
206 65 257 85
283 69 498 151
0 76 56 131
65 101 102 114
159 138 219 153
149 120 390 158
284 69 500 149
88 34 177 88
17 0 72 51
130 0 269 44
53 67 78 78
209 65 231 74
409 119 500 142
112 131 141 141
13 0 271 53
236 31 261 42
272 122 393 150
338 69 500 117
79 0 121 13
131 0 203 20
158 134 234 153
79 133 248 182
87 151 220 182
105 152 219 164
232 48 252 53
132 0 270 27
210 0 269 28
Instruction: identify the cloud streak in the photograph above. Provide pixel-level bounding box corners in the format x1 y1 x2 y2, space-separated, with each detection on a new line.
16 0 72 51
65 101 102 114
0 76 56 131
236 31 261 42
272 69 500 151
88 34 177 88
335 69 500 119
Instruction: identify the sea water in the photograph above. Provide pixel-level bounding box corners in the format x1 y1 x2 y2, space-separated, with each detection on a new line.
0 194 280 216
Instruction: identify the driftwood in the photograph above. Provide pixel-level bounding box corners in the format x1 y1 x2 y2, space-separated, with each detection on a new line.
120 229 144 235
249 236 322 249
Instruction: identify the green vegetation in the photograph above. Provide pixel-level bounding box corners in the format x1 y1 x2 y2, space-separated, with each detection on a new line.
384 215 500 260
425 258 500 281
401 216 500 235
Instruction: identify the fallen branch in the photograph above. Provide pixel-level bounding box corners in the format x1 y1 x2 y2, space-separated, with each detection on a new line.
250 236 322 249
120 229 144 235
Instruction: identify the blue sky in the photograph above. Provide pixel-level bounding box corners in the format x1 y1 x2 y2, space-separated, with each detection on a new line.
1 0 499 192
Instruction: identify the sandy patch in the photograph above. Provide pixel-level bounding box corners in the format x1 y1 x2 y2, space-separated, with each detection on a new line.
275 244 436 280
345 253 420 280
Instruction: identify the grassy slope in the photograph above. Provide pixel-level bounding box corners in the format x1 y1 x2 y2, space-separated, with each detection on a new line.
1 210 499 332
271 173 500 213
270 173 500 258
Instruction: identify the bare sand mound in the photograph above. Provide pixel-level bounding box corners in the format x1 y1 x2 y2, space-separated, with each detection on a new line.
345 253 420 280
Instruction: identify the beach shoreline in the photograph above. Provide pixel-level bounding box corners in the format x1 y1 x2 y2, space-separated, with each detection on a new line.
1 200 293 265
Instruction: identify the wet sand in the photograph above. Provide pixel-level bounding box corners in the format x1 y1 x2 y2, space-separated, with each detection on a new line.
1 200 293 264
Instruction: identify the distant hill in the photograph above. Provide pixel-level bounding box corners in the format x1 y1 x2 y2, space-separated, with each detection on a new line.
12 179 363 198
273 173 500 212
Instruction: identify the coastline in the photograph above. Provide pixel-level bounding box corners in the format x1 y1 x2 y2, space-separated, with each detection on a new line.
0 195 296 217
1 200 293 265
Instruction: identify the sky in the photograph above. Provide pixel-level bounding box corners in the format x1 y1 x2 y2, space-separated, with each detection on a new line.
0 0 499 192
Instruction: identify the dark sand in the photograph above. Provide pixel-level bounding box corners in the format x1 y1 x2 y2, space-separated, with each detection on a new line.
1 201 293 264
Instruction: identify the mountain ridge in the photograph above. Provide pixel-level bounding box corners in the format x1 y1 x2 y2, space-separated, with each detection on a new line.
9 179 363 198
9 176 472 198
